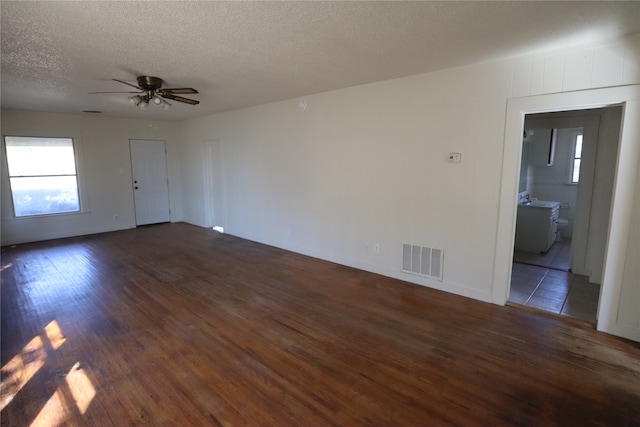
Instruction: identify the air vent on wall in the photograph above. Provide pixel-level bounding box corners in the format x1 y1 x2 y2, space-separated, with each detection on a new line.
402 243 443 281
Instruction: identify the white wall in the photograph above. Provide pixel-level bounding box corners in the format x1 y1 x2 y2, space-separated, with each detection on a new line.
0 111 182 244
179 60 513 302
179 34 640 340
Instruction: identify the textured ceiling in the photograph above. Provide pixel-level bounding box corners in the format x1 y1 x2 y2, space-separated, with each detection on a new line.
2 1 640 121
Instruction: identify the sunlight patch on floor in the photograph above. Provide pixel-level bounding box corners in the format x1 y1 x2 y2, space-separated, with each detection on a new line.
29 390 68 427
66 362 95 414
0 336 46 410
1 319 96 425
45 320 66 350
30 362 96 426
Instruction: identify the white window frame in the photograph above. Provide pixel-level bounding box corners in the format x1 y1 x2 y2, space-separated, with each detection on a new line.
569 130 583 184
2 134 89 218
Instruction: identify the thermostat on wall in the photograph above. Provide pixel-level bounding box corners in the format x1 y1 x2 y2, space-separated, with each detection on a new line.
448 152 462 163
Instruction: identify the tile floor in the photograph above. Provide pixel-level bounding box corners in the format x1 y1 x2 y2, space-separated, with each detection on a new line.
513 239 571 271
510 239 600 323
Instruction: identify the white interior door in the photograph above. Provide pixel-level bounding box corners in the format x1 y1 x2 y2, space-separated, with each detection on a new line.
130 139 171 226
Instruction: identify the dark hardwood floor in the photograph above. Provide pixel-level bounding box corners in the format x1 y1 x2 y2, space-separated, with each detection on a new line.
2 223 639 426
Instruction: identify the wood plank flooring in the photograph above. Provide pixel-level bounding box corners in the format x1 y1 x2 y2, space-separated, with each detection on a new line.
2 222 639 426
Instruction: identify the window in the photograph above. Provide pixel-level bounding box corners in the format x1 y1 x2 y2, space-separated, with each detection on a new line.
571 133 583 183
5 136 80 217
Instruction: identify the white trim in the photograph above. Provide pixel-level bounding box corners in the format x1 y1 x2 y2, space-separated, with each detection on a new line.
2 132 90 217
226 229 493 303
570 130 584 184
493 85 640 341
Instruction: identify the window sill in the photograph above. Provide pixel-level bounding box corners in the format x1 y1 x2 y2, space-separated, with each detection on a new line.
5 210 91 221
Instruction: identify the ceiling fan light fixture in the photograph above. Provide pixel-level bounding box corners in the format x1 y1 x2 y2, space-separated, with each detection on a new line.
129 95 142 106
139 100 149 110
162 100 171 111
152 94 163 106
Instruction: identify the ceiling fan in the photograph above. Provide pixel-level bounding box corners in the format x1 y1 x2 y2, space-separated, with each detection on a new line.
90 76 199 110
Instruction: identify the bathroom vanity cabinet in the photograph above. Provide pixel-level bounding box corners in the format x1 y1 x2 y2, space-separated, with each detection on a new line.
515 201 560 253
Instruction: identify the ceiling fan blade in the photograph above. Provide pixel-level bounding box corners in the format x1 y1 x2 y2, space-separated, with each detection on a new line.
89 91 140 94
162 88 199 95
161 94 200 105
113 78 142 90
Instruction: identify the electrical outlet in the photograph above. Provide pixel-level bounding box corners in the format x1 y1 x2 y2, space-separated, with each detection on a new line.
366 244 381 253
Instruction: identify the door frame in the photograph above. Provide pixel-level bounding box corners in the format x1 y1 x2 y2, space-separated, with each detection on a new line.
492 85 640 340
203 139 227 230
129 139 171 226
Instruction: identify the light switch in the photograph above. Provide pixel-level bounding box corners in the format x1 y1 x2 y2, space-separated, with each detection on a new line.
448 152 462 163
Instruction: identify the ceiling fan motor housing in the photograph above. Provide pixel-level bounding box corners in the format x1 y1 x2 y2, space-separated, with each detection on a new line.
137 76 164 91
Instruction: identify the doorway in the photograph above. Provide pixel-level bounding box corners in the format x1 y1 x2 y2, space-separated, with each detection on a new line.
492 85 640 341
508 107 622 323
130 139 171 226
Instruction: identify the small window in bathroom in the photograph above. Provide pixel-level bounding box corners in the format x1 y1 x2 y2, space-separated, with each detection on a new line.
571 133 583 183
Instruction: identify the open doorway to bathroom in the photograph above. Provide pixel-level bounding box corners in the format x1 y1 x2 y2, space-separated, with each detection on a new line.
508 106 623 324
